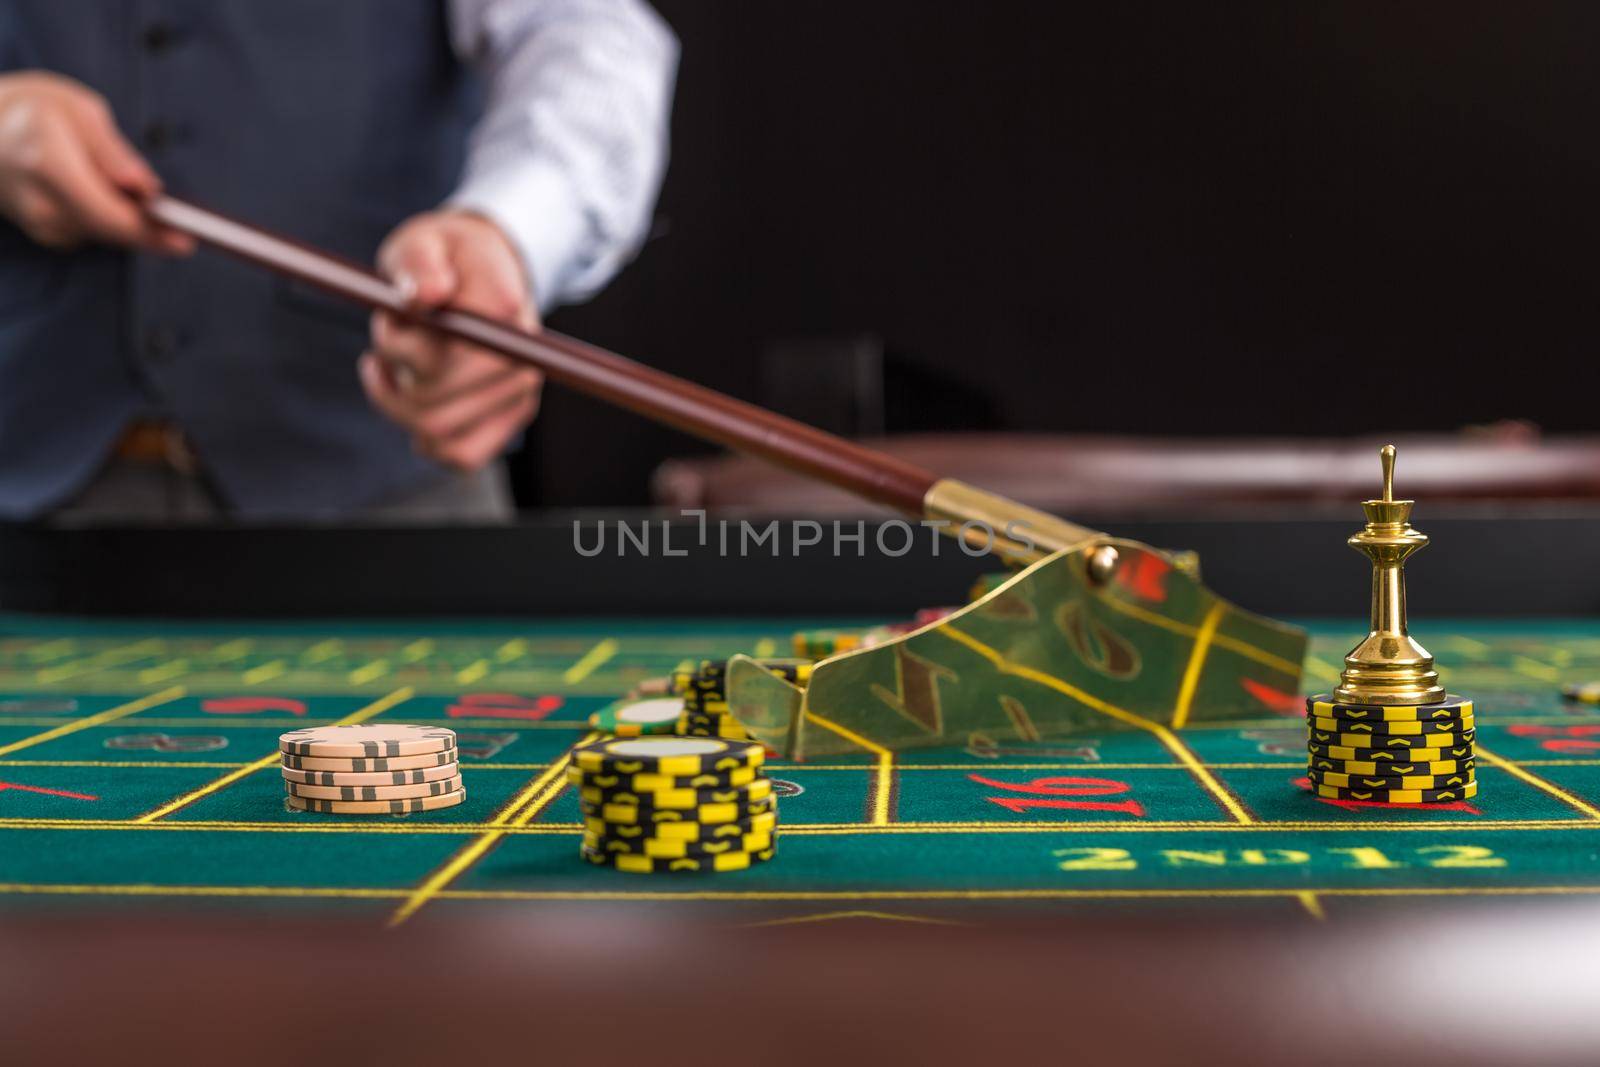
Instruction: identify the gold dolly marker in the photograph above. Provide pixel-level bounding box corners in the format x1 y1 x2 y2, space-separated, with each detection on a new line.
1303 446 1479 804
1333 444 1446 706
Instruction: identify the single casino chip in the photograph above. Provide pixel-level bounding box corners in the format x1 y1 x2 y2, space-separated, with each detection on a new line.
286 775 462 801
1306 767 1474 791
583 810 777 842
280 748 458 772
681 726 752 741
566 763 758 793
683 661 727 700
1311 780 1477 803
1307 755 1473 777
680 709 738 728
581 844 777 874
282 761 460 787
286 789 466 815
793 629 862 658
279 724 456 758
628 677 674 699
583 829 775 859
578 776 773 810
752 659 813 684
692 659 728 682
1306 741 1475 763
581 795 777 826
1562 682 1600 704
589 697 684 737
1305 695 1473 722
1306 729 1475 750
1309 715 1473 736
679 717 751 741
571 736 764 777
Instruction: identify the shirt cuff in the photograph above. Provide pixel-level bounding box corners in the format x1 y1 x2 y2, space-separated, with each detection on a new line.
448 162 591 314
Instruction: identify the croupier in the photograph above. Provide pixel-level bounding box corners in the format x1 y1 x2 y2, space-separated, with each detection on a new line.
0 0 676 522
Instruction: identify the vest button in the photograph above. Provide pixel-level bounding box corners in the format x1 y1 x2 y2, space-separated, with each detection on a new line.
142 120 189 152
143 121 171 151
141 22 182 53
143 325 183 362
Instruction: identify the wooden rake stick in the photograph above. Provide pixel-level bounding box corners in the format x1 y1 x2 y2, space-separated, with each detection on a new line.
144 195 1106 565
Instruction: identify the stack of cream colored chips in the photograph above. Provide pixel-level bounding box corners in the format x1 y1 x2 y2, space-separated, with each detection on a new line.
279 724 464 814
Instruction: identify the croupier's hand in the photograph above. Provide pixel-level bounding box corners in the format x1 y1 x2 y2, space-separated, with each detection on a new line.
362 210 543 472
0 71 192 254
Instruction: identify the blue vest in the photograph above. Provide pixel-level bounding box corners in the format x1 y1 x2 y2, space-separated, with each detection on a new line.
0 0 481 518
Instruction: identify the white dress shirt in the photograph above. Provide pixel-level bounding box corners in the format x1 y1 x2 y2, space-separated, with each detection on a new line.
446 0 678 312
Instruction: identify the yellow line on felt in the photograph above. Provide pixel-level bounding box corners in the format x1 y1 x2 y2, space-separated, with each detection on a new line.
455 659 490 684
212 639 253 663
508 761 574 826
15 883 1600 905
0 883 407 900
132 752 285 823
939 625 1254 825
0 760 250 769
386 734 590 928
1302 656 1342 684
34 639 166 684
1513 656 1561 682
802 713 894 825
9 825 1600 838
1295 891 1326 920
562 639 618 684
137 659 188 685
490 738 587 828
348 659 391 685
438 884 1600 904
1171 602 1225 729
0 687 185 758
242 660 286 685
302 639 342 663
744 910 961 928
1474 742 1600 821
134 687 413 823
9 816 1600 835
494 639 526 662
24 638 76 663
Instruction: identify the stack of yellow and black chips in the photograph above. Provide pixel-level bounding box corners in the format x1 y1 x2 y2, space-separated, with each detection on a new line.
672 657 813 740
1305 696 1476 802
568 736 778 873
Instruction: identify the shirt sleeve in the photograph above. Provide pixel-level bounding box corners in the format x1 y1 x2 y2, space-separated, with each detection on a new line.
446 0 679 312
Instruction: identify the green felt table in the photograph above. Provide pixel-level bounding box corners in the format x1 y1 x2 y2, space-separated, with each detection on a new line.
0 614 1595 926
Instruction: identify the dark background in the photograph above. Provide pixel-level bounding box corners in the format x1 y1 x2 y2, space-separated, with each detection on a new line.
528 1 1599 507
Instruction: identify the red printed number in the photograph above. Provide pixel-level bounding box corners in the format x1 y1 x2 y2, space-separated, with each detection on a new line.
1508 724 1600 754
446 693 564 720
968 774 1146 817
202 697 308 716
